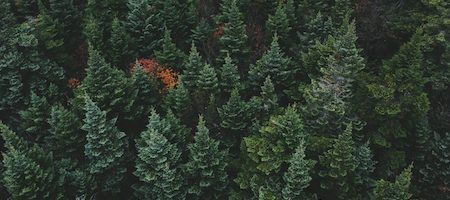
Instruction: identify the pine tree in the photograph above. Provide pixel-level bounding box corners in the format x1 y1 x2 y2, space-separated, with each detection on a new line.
126 0 163 56
164 82 194 123
0 0 15 45
1 123 58 199
196 63 219 94
82 96 128 193
298 12 335 51
248 35 293 89
134 111 185 199
354 142 377 199
155 27 186 70
130 62 160 120
331 0 352 24
80 46 135 117
374 164 413 200
164 109 191 151
219 53 241 93
319 123 357 199
217 0 249 68
185 116 228 199
48 105 84 160
259 76 279 113
19 92 51 143
83 14 105 52
266 3 291 45
282 144 316 200
108 17 133 69
182 43 204 91
218 88 249 139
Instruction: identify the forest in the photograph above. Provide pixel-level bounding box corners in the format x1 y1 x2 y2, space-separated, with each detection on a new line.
0 0 449 199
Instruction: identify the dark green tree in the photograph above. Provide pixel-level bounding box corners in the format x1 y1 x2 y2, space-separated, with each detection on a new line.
164 82 194 123
282 144 316 200
331 0 352 24
82 96 128 194
298 12 335 52
108 17 133 69
19 92 51 143
155 27 186 70
266 3 291 45
319 123 357 199
134 111 185 199
182 43 204 91
196 63 219 95
185 116 228 199
130 62 160 121
219 53 241 93
374 164 413 200
354 142 377 199
218 88 249 145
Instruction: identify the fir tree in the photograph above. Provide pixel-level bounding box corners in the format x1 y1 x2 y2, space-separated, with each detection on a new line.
164 82 194 123
1 123 58 199
83 14 105 52
319 123 357 199
331 0 352 24
164 109 191 151
82 96 128 193
182 43 204 91
282 144 316 200
196 63 219 95
130 62 160 120
155 27 186 70
218 88 249 144
108 17 133 69
217 0 249 68
354 142 377 199
185 116 228 199
19 92 51 143
248 35 293 89
134 112 185 199
219 53 241 93
266 3 291 45
48 105 84 160
0 0 15 45
298 12 335 51
374 164 413 200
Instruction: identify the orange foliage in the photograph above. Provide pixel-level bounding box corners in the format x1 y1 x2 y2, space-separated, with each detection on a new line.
213 24 225 40
68 78 80 89
131 58 179 91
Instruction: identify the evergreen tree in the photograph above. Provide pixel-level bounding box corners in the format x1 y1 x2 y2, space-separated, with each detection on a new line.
48 105 84 160
182 43 204 91
354 142 377 199
82 96 128 193
298 12 335 51
83 14 104 51
164 109 191 151
219 53 241 93
185 116 228 199
319 123 357 199
130 62 160 120
282 144 316 200
134 112 185 199
266 3 291 45
19 92 51 143
331 0 352 24
164 82 194 123
249 76 279 125
0 0 15 45
196 63 219 95
155 27 186 70
248 35 293 89
217 0 249 68
108 17 133 69
126 0 163 56
218 89 248 134
1 123 58 199
374 164 413 200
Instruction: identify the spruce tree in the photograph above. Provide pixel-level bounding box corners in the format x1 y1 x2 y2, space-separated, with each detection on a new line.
130 62 160 120
108 17 133 69
266 3 291 45
331 0 352 24
82 96 128 193
134 111 185 199
319 123 357 199
217 0 249 68
83 14 105 52
374 164 413 200
298 12 335 51
196 63 219 95
1 123 58 199
19 92 51 143
282 144 316 200
219 53 241 93
248 35 293 89
354 142 377 199
164 82 194 123
218 88 249 143
0 0 15 45
185 116 228 199
182 43 204 91
164 110 191 151
155 27 186 70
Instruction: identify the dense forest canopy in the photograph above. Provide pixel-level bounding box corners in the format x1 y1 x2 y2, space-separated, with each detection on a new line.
0 0 449 199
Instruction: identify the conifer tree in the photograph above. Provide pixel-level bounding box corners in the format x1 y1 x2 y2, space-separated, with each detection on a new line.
298 12 335 51
185 116 228 199
134 111 185 199
249 76 279 126
82 96 128 193
1 123 58 199
374 164 413 200
331 0 352 24
108 17 133 69
248 35 293 89
48 105 84 160
155 27 186 70
219 54 241 93
319 123 357 199
80 46 135 117
0 0 15 45
19 92 51 143
83 14 105 52
164 110 191 151
164 82 194 122
196 63 219 95
266 3 291 45
354 142 377 199
282 144 316 200
218 88 249 140
182 43 204 91
130 62 160 120
217 0 249 67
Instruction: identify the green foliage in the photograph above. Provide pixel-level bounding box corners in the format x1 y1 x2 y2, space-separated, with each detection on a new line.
164 82 194 122
196 63 219 94
19 92 51 143
182 43 204 91
218 89 249 139
298 12 335 50
185 116 228 199
354 142 377 199
108 17 133 69
219 54 241 93
155 27 186 70
130 62 160 120
266 3 291 43
134 110 185 199
82 96 128 193
282 144 316 200
374 164 413 200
